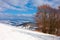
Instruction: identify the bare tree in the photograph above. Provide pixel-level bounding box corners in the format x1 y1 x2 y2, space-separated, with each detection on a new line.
35 5 60 36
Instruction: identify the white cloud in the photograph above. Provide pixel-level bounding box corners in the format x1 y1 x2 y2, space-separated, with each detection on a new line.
0 13 34 18
0 7 5 12
0 0 29 11
3 0 29 7
0 0 60 12
33 0 60 8
16 14 34 17
0 13 15 19
0 1 24 10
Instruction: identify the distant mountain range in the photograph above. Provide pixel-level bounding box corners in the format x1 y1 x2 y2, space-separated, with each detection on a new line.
0 13 35 26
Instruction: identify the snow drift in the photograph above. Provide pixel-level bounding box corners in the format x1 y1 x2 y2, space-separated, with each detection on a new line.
0 23 60 40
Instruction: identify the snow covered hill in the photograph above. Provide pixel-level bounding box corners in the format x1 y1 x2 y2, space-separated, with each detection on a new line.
0 23 60 40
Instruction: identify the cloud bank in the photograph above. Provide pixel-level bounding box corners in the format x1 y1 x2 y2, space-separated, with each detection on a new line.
0 0 60 14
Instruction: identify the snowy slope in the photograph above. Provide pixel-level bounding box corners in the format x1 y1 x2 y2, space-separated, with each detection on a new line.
0 23 60 40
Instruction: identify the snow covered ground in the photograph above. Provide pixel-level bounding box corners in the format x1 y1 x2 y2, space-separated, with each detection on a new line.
0 23 60 40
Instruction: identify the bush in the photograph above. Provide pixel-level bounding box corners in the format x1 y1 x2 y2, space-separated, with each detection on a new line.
35 5 60 36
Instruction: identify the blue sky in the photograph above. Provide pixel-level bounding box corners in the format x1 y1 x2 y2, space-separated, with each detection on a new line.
0 0 60 15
